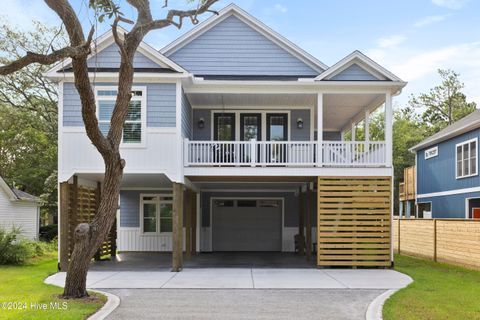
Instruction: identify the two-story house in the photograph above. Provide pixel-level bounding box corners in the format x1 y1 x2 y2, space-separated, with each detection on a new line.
410 109 480 219
47 4 406 269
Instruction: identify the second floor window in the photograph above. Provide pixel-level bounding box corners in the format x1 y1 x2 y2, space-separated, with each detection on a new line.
456 138 477 179
96 87 146 145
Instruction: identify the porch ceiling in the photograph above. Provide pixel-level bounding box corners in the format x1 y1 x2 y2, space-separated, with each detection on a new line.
186 93 316 108
72 173 172 188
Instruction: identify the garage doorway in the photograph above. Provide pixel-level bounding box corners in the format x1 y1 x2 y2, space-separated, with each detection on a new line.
466 198 480 219
211 198 283 252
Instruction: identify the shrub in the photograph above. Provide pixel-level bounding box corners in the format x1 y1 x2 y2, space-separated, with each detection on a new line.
39 224 58 242
0 227 33 265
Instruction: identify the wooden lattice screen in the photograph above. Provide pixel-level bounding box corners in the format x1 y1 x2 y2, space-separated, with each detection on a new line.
317 176 392 267
59 177 117 270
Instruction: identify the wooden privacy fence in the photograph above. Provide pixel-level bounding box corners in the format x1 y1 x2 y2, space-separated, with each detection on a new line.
59 177 117 271
393 218 480 270
317 176 392 267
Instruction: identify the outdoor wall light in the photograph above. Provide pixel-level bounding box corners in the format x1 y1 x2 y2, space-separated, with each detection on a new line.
296 118 304 129
198 117 205 129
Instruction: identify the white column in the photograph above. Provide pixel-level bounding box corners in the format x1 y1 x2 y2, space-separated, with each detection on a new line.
385 92 393 166
351 122 356 142
365 110 370 144
317 93 323 166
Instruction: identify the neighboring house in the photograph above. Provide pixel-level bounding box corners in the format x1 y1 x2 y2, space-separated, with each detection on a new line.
0 176 41 240
411 109 480 219
46 4 406 269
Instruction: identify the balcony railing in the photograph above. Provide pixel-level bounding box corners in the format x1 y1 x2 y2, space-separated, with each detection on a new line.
184 139 387 167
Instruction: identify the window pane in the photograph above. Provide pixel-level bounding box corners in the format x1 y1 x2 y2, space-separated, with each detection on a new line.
143 218 156 232
269 116 286 141
243 116 260 140
143 203 156 218
126 101 141 121
123 123 142 143
143 196 155 201
464 159 470 175
160 203 172 219
97 90 118 96
237 200 257 207
471 141 477 159
217 115 234 140
160 219 172 232
457 146 462 161
214 200 234 207
98 100 115 121
457 160 463 177
132 91 143 97
471 157 477 174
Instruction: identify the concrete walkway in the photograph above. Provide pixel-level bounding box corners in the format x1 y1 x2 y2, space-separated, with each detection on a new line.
45 268 412 289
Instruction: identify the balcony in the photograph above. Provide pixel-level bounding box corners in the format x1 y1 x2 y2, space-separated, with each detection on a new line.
184 139 387 167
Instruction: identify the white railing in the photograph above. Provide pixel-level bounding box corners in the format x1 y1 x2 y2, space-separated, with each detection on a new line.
184 139 387 167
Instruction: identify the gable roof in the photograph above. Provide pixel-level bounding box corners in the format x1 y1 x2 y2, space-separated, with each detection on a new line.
45 27 188 78
161 3 328 73
0 176 39 202
410 109 480 152
315 51 403 82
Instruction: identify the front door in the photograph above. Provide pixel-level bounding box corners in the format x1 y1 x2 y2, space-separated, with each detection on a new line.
266 114 288 163
213 113 235 162
240 114 261 163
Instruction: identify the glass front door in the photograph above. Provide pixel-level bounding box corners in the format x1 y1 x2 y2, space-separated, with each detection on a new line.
266 114 288 163
213 113 235 141
240 113 261 141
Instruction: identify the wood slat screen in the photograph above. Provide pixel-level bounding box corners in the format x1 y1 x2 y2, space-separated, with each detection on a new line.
317 176 392 267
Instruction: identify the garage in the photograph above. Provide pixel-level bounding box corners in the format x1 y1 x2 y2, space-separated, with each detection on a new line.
212 199 282 251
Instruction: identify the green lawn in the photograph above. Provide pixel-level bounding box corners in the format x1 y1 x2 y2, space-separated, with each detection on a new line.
384 254 480 320
0 253 105 320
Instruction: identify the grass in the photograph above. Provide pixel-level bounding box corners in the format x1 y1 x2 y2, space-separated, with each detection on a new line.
0 252 106 320
383 254 480 320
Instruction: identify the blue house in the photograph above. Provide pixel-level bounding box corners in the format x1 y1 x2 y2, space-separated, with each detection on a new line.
411 110 480 219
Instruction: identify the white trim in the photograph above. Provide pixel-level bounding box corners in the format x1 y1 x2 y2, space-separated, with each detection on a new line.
416 201 432 219
139 193 174 235
0 176 20 201
424 146 438 159
209 196 285 252
315 51 402 82
45 26 187 78
455 138 478 179
466 197 480 219
161 4 328 72
94 85 147 148
417 186 480 199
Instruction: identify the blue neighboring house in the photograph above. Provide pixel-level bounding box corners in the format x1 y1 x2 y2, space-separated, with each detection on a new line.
410 109 480 219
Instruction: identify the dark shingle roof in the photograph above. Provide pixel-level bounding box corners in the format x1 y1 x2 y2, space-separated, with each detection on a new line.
11 188 39 201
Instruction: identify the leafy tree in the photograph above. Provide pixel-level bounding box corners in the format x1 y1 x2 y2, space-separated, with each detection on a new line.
410 69 477 134
0 0 218 299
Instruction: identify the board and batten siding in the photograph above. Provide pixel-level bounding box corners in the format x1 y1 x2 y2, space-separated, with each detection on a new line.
329 63 380 81
87 43 161 69
181 90 192 138
416 128 480 195
167 15 319 76
62 82 176 128
0 189 39 240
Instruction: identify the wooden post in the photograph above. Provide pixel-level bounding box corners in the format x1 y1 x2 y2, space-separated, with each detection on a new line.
59 182 70 271
306 185 312 260
172 182 184 272
398 218 401 254
94 182 102 261
71 175 78 243
185 189 192 259
433 219 437 262
191 192 197 256
298 187 305 255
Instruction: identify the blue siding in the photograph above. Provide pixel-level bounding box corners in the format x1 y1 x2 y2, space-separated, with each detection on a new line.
192 109 211 140
63 82 176 127
419 192 480 218
181 90 192 138
87 43 161 69
168 15 319 76
416 128 480 195
120 190 141 227
330 63 380 81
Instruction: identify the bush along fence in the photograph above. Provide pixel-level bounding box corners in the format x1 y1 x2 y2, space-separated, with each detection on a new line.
393 218 480 270
59 176 116 270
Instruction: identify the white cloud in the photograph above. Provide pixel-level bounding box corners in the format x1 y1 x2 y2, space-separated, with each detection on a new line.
0 0 60 29
377 35 407 48
273 4 288 13
432 0 469 9
414 15 449 28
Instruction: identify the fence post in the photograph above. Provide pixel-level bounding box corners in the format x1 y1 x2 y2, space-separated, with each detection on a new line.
250 139 256 167
398 218 401 255
94 182 102 261
59 182 70 271
433 219 437 262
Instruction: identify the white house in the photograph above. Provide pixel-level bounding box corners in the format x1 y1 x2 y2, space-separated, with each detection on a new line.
0 176 41 240
47 4 406 270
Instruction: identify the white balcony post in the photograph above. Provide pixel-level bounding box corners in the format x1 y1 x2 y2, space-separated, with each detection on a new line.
365 110 370 144
317 93 323 167
351 121 356 142
250 138 256 167
183 138 189 167
385 91 393 166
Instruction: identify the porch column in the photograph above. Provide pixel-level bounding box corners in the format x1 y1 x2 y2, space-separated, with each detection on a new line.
306 184 312 260
185 189 192 259
172 182 184 272
191 191 197 256
385 92 393 166
365 110 370 144
317 93 323 166
298 186 305 255
351 122 356 141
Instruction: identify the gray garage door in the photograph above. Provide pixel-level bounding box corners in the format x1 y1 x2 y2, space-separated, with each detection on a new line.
212 199 282 251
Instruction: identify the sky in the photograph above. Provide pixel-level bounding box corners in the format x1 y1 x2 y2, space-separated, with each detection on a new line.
2 0 480 107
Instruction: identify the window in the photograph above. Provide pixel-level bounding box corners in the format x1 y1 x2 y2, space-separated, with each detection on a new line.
237 200 257 207
141 195 172 234
456 138 477 179
417 202 432 219
96 87 146 145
